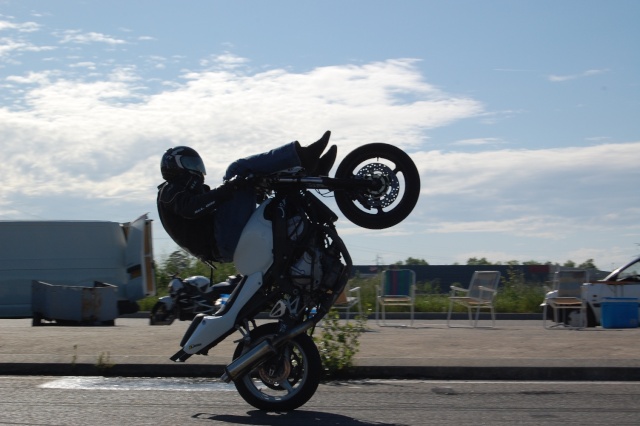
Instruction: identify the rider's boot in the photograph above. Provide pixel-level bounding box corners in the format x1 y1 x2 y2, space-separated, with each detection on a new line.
296 130 331 173
316 144 337 176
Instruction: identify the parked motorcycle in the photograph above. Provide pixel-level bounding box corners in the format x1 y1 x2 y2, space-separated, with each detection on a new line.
170 143 420 411
150 275 239 325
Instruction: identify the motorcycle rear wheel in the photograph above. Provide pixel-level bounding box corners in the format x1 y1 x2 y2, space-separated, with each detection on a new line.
232 323 322 411
334 143 420 229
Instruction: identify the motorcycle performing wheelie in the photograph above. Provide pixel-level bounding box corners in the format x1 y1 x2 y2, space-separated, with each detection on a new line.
168 142 420 411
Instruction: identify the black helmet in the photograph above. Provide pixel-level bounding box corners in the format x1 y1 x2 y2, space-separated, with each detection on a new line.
160 146 206 180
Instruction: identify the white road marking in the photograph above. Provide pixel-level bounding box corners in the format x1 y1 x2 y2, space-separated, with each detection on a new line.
39 376 236 391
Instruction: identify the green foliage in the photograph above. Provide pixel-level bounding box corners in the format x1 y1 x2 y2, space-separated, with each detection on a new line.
466 257 493 265
578 258 598 269
493 268 545 313
95 351 115 372
314 310 367 376
395 257 429 265
137 295 158 312
415 294 450 312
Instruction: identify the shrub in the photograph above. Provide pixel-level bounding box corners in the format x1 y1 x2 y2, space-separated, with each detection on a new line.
314 310 367 376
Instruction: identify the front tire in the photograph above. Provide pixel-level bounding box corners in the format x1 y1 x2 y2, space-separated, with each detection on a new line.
149 302 174 325
232 323 322 411
334 143 420 229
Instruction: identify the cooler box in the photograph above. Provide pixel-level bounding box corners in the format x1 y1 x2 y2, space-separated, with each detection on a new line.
600 297 639 329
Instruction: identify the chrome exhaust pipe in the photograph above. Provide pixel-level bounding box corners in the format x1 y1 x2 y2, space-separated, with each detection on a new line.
220 320 314 383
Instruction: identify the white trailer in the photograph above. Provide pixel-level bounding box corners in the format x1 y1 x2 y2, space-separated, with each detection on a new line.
0 214 155 318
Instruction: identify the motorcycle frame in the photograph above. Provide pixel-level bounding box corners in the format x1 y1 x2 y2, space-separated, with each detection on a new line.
261 175 382 193
171 183 353 363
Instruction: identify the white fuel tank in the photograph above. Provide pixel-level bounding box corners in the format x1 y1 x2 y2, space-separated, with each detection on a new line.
233 200 274 275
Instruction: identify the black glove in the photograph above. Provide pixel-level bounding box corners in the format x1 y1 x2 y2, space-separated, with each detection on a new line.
223 175 253 190
211 181 235 201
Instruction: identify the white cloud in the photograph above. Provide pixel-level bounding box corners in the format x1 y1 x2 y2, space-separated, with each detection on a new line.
0 37 55 57
548 68 610 82
199 53 250 70
0 58 483 220
0 18 53 59
69 61 96 70
2 57 637 240
0 42 637 268
57 30 127 45
0 20 40 32
390 141 640 265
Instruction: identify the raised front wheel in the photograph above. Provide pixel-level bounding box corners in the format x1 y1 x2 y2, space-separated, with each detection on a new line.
334 143 420 229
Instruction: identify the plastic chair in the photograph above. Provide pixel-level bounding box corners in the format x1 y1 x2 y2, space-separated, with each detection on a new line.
542 270 588 329
333 282 363 322
447 271 501 328
376 269 416 327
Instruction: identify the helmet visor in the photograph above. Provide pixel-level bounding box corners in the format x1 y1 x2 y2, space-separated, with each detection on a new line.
179 155 206 175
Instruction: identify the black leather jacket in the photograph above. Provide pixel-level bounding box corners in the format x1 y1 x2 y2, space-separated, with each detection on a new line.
156 175 229 262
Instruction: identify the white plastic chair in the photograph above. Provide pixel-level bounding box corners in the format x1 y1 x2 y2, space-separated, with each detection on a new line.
333 282 363 322
542 270 588 329
447 271 501 328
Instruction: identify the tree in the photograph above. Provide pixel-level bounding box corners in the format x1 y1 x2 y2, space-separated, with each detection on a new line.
405 257 429 265
563 260 576 268
578 258 597 269
394 257 429 265
154 249 239 295
163 250 192 274
467 257 492 265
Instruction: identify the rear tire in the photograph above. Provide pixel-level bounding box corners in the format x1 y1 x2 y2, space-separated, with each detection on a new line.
232 323 322 411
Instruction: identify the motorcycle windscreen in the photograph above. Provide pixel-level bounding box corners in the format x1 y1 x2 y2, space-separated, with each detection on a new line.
123 214 156 300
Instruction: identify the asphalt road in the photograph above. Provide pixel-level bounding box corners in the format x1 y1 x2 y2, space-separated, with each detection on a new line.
1 376 640 425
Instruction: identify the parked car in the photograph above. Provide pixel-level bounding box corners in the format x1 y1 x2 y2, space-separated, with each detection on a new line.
543 256 640 327
582 256 640 327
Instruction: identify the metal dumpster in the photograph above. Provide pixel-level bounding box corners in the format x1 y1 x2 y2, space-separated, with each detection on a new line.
31 280 118 326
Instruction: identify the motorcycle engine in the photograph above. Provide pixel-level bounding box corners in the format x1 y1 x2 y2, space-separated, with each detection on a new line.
290 249 323 288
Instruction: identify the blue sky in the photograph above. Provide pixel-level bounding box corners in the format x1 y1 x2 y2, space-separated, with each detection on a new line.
1 0 639 270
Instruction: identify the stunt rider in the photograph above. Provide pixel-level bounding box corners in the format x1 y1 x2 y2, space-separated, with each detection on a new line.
157 131 337 266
